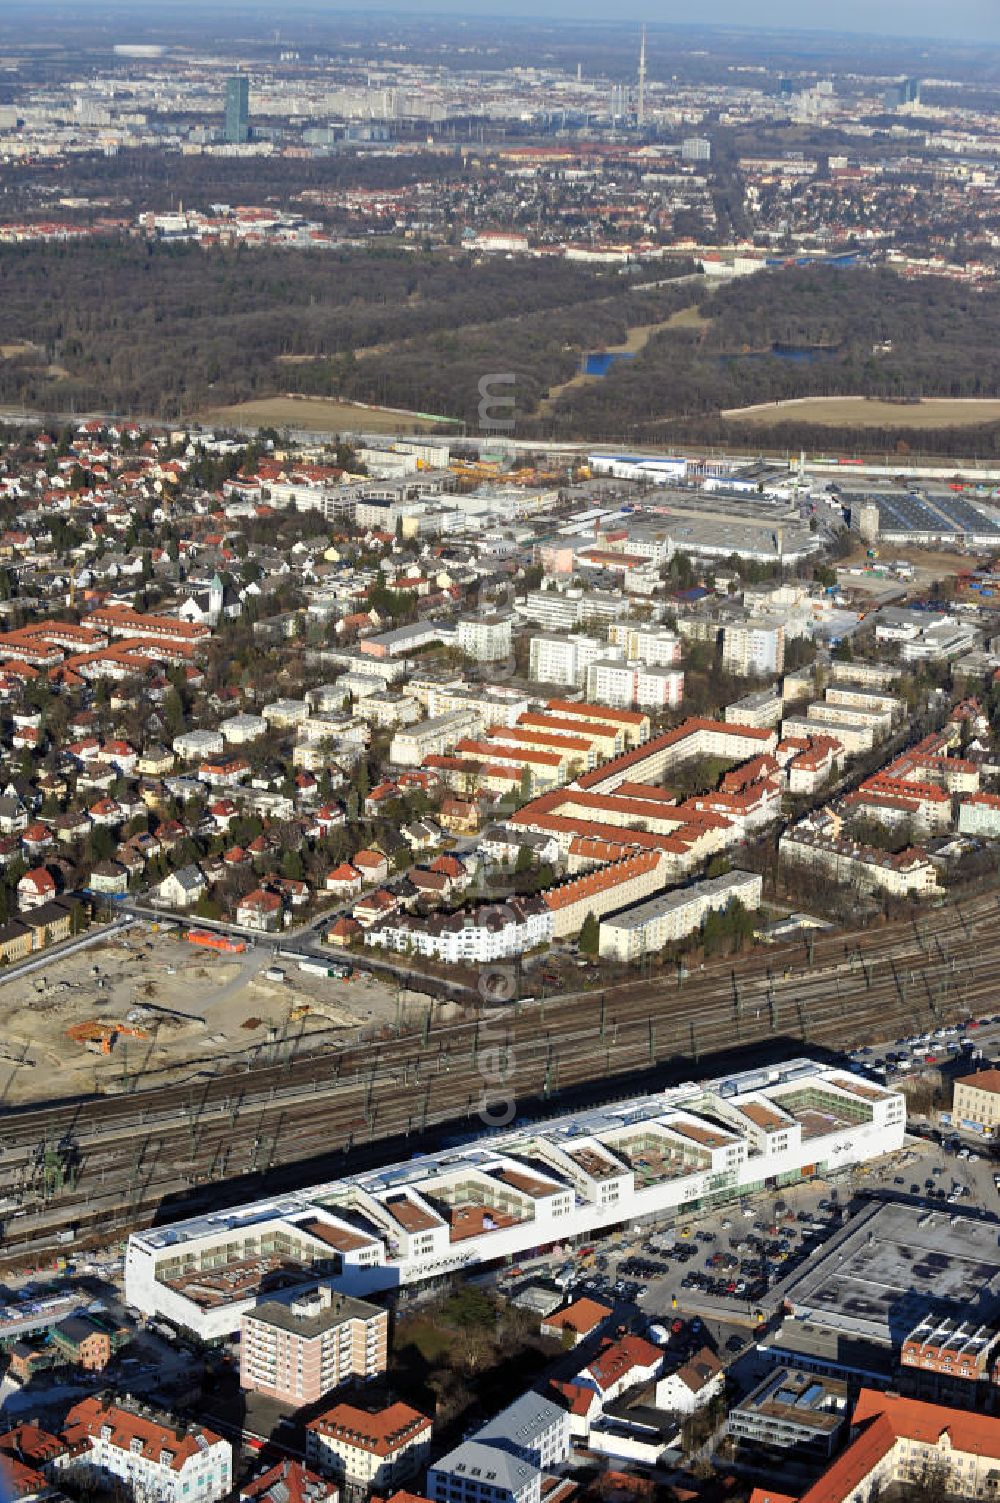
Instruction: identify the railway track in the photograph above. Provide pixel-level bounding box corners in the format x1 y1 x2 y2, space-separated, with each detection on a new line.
1 888 997 1264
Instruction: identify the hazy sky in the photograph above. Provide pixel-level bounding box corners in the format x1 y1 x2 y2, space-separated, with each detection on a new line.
316 0 1000 46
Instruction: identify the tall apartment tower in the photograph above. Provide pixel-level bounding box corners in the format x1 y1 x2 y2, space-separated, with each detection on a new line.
225 74 249 144
637 26 647 127
858 500 880 545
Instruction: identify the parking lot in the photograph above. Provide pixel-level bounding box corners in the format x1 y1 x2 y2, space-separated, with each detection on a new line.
497 1122 997 1341
847 1013 1000 1084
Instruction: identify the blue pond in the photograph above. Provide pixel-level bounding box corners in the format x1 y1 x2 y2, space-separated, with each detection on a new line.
721 343 841 366
584 351 637 377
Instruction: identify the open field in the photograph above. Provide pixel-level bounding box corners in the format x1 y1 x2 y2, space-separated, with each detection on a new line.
661 302 713 332
721 395 1000 428
0 926 430 1105
202 395 460 435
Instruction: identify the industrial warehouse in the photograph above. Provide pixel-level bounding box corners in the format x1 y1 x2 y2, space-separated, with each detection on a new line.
849 488 1000 546
124 1057 905 1339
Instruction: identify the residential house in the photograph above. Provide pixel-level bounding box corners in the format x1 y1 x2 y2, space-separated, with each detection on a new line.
654 1347 724 1414
326 864 363 899
236 889 283 933
17 867 57 912
154 865 207 909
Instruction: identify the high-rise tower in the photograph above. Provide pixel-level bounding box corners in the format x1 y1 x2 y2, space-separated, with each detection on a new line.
637 26 647 127
224 74 249 145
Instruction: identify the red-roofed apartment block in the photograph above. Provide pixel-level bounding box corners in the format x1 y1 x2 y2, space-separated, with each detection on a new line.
62 1396 231 1503
752 1388 1000 1503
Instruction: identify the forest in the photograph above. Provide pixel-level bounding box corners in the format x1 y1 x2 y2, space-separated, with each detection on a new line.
5 243 1000 454
540 268 1000 448
0 239 691 424
0 147 465 220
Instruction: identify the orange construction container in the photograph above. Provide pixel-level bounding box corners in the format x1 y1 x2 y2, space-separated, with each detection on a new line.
184 929 247 955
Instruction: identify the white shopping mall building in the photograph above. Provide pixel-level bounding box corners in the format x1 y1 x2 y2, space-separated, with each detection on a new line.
125 1058 905 1339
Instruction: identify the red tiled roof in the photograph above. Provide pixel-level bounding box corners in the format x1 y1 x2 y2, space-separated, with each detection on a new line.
584 1334 662 1391
542 1298 612 1337
305 1402 430 1457
797 1388 1000 1503
543 850 662 912
242 1461 337 1503
63 1398 222 1472
576 721 771 791
955 1068 1000 1096
546 698 647 728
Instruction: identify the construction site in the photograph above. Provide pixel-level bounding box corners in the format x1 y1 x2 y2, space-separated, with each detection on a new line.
0 924 427 1108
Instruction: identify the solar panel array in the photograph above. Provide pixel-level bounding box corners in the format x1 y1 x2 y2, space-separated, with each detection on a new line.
865 490 1000 540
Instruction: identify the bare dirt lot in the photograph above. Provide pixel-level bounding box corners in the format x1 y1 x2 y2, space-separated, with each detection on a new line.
721 396 1000 428
839 542 976 576
202 396 459 435
836 541 978 597
0 926 440 1105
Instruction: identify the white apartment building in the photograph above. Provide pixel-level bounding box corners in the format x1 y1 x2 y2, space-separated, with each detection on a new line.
903 620 980 663
356 447 419 477
457 614 513 663
407 678 529 727
529 633 607 687
607 625 682 667
429 1442 540 1503
779 827 938 897
725 688 783 729
959 793 1000 838
516 589 583 631
807 701 893 739
296 713 370 746
599 870 763 963
393 440 452 468
292 742 334 773
824 686 904 718
219 713 268 745
475 1395 570 1470
171 729 223 761
829 660 898 689
366 896 552 964
389 709 482 767
585 659 684 712
742 581 809 616
355 499 429 534
782 713 873 756
721 619 785 676
63 1398 231 1503
355 691 423 730
262 698 310 729
125 1060 906 1340
515 588 628 631
306 1402 431 1492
